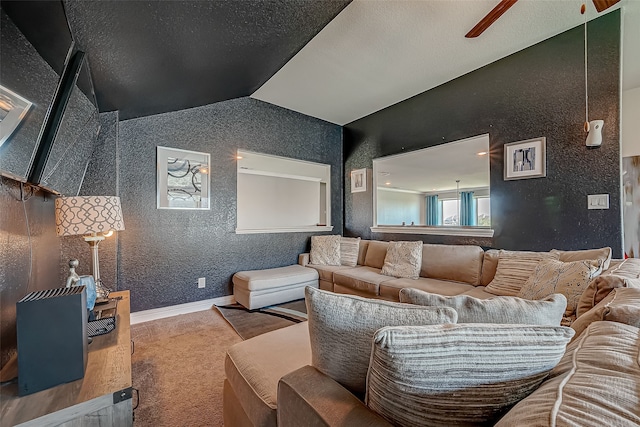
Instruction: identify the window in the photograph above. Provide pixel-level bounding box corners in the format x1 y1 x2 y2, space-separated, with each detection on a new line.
438 196 490 226
236 150 332 234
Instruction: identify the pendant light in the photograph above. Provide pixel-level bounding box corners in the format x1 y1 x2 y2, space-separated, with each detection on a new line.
582 3 604 147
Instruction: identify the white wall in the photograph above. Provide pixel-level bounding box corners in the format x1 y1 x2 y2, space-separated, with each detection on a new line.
377 189 424 225
622 87 640 158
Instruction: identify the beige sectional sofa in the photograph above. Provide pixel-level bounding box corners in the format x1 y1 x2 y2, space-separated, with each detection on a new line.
225 240 638 427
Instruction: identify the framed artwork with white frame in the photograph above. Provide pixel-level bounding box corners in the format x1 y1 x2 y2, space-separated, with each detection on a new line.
504 137 546 181
157 146 210 209
0 85 32 148
351 168 366 193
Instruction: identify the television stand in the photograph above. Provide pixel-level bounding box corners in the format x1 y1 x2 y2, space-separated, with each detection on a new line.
0 291 132 427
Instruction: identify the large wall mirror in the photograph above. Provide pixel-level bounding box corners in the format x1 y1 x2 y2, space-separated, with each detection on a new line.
372 134 493 237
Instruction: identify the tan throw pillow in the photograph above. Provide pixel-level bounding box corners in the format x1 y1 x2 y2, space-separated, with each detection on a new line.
485 250 559 296
366 324 574 427
571 287 640 340
400 288 566 326
518 259 600 325
305 287 457 396
551 247 612 271
576 274 640 318
495 321 640 427
309 235 341 265
380 241 422 279
340 237 360 267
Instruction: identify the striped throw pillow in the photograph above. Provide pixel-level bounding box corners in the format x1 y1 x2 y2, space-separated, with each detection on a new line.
366 324 574 427
340 237 360 267
485 250 559 296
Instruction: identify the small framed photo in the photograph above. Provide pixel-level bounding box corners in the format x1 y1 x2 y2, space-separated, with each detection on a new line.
504 137 546 181
351 168 367 193
157 146 210 209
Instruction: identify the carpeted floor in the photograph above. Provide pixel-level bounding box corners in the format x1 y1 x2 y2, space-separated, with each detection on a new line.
131 309 242 427
214 299 307 340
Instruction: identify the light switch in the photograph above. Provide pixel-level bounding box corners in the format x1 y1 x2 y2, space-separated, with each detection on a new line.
587 194 609 210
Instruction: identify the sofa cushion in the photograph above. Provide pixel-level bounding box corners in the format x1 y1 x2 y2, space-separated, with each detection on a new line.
518 259 600 325
379 277 474 301
480 249 500 286
495 321 640 427
340 236 361 267
357 240 370 266
305 287 457 396
400 288 566 325
551 246 612 270
363 241 388 269
485 250 559 296
333 266 395 295
381 241 422 279
366 324 574 427
576 274 640 317
422 244 484 285
602 257 640 278
571 287 640 340
307 264 354 282
310 235 341 266
224 322 311 427
461 286 495 299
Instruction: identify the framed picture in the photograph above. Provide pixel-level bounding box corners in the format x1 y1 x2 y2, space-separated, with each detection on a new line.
351 168 367 193
0 85 32 148
504 137 546 180
157 146 210 209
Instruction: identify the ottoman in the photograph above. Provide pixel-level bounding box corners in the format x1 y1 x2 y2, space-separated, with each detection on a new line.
232 265 319 310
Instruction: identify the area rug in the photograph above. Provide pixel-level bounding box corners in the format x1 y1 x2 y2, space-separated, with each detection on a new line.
215 299 307 340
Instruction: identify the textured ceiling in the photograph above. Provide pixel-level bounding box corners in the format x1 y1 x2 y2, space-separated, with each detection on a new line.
252 0 631 125
63 0 350 120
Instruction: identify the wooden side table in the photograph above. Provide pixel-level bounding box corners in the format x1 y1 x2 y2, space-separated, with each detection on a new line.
0 290 133 427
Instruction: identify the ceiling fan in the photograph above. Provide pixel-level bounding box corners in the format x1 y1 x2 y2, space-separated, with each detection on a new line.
465 0 621 38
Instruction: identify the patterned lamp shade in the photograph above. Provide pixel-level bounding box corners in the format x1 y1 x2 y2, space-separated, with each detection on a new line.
55 196 125 237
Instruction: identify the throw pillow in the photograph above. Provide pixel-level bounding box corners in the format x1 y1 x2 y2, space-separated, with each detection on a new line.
485 250 559 296
400 288 566 326
571 287 640 340
309 235 341 266
340 236 360 267
518 259 601 325
576 274 640 317
380 241 422 279
495 321 640 427
366 324 574 427
305 286 457 396
550 247 612 271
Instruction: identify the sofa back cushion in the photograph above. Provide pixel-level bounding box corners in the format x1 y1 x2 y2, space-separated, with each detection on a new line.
495 321 640 427
305 286 457 396
366 324 574 427
572 287 640 340
357 240 370 266
421 244 484 285
551 247 612 270
480 249 500 286
576 272 640 317
400 288 566 325
363 241 389 269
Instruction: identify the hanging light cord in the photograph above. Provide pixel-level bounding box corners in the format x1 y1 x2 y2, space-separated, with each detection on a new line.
583 5 589 127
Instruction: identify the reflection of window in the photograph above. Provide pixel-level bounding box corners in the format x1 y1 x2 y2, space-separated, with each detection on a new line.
477 197 491 226
440 199 459 226
437 196 490 226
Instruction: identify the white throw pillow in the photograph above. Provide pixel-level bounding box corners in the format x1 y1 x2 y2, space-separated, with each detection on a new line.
340 236 360 267
485 250 559 296
305 287 457 396
366 324 574 427
309 235 341 266
400 288 566 326
380 241 422 279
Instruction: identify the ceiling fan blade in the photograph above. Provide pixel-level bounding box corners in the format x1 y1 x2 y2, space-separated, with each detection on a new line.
592 0 620 13
465 0 518 38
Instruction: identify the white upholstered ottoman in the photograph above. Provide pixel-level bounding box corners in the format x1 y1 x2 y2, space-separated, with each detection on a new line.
232 265 319 310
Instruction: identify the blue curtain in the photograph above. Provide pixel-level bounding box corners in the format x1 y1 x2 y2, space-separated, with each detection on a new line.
459 191 477 226
426 195 439 225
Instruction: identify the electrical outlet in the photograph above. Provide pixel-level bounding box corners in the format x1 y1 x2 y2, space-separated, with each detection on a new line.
198 277 206 288
587 194 609 210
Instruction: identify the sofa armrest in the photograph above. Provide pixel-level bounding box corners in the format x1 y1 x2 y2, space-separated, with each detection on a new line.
299 253 310 267
277 365 392 427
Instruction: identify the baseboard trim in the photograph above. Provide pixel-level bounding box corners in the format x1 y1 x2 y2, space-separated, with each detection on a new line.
130 295 236 324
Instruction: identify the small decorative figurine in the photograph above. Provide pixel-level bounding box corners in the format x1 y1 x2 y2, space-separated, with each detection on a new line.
65 259 81 288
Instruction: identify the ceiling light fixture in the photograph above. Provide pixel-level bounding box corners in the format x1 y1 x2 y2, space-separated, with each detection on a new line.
477 151 488 156
582 3 603 147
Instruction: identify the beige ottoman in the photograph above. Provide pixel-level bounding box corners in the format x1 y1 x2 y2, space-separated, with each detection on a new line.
232 265 319 310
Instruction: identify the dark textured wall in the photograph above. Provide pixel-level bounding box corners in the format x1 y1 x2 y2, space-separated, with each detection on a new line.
111 97 342 312
0 10 61 181
0 178 63 369
345 12 622 257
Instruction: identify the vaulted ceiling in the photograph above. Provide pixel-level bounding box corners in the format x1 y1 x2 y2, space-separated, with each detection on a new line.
5 0 637 124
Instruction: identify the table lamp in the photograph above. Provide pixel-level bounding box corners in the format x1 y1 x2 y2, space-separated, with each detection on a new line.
55 196 125 299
